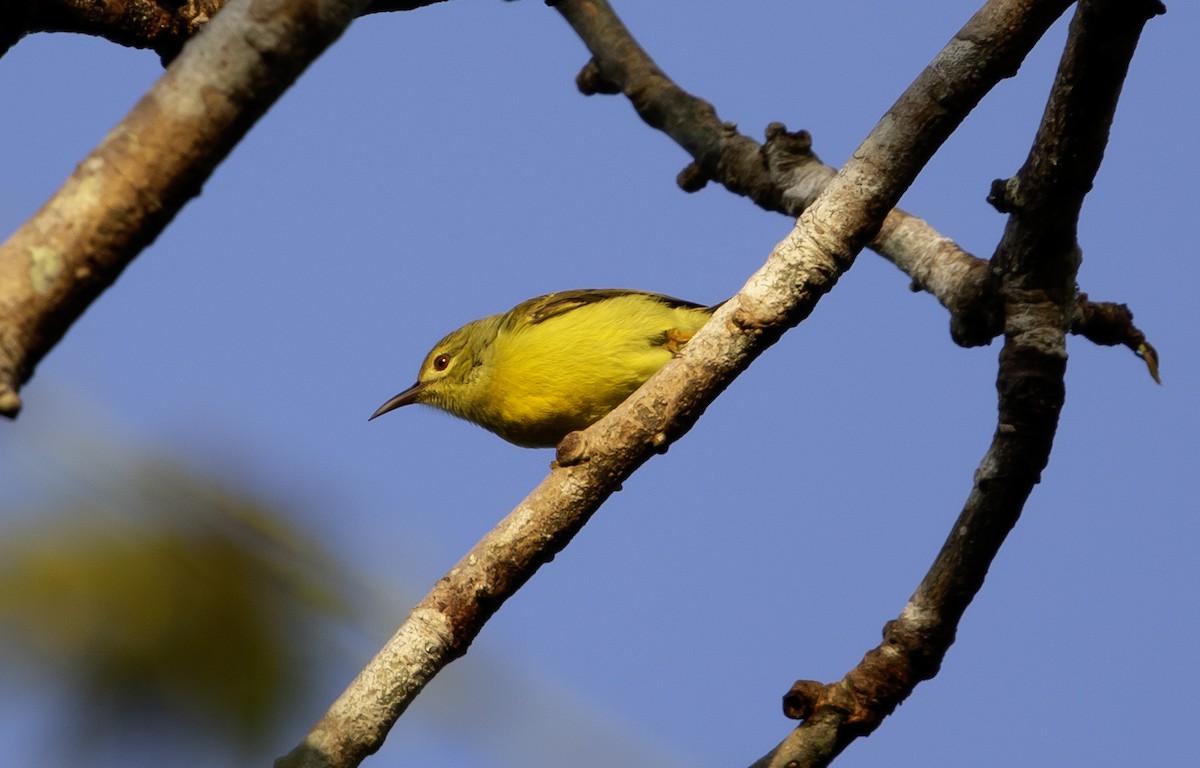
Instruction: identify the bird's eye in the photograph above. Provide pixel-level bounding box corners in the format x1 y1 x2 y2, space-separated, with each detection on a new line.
433 354 451 371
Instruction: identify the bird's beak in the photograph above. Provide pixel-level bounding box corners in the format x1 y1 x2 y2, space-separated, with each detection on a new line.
369 382 426 421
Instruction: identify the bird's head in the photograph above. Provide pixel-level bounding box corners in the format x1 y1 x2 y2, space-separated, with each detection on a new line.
369 318 496 422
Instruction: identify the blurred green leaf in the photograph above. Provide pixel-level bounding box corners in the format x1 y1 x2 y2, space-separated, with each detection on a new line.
0 455 357 755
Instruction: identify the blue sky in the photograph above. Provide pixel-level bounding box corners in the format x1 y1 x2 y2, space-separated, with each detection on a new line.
1 2 1196 767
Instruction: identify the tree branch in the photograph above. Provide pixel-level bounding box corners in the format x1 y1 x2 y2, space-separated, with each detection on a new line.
760 1 1163 765
0 0 447 62
276 1 1072 765
1071 293 1160 382
0 0 373 417
0 0 1157 418
555 0 1157 361
1 0 218 62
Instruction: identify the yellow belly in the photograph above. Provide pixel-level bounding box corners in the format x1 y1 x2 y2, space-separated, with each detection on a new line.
478 295 711 447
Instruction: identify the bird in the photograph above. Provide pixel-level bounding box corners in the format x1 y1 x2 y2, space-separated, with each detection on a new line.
370 289 717 447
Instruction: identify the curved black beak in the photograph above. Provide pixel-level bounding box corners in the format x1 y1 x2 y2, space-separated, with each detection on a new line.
369 382 426 421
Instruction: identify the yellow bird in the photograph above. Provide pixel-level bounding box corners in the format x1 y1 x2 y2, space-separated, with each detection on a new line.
370 289 717 447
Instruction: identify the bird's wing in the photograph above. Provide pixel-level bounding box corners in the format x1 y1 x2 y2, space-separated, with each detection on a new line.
518 289 708 327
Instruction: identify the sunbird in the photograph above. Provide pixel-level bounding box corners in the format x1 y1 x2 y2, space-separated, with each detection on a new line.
370 289 717 447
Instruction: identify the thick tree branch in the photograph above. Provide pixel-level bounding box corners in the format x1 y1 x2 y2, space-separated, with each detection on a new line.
556 0 1157 361
0 0 373 417
0 0 222 63
760 2 1163 766
0 0 446 62
276 2 1070 765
